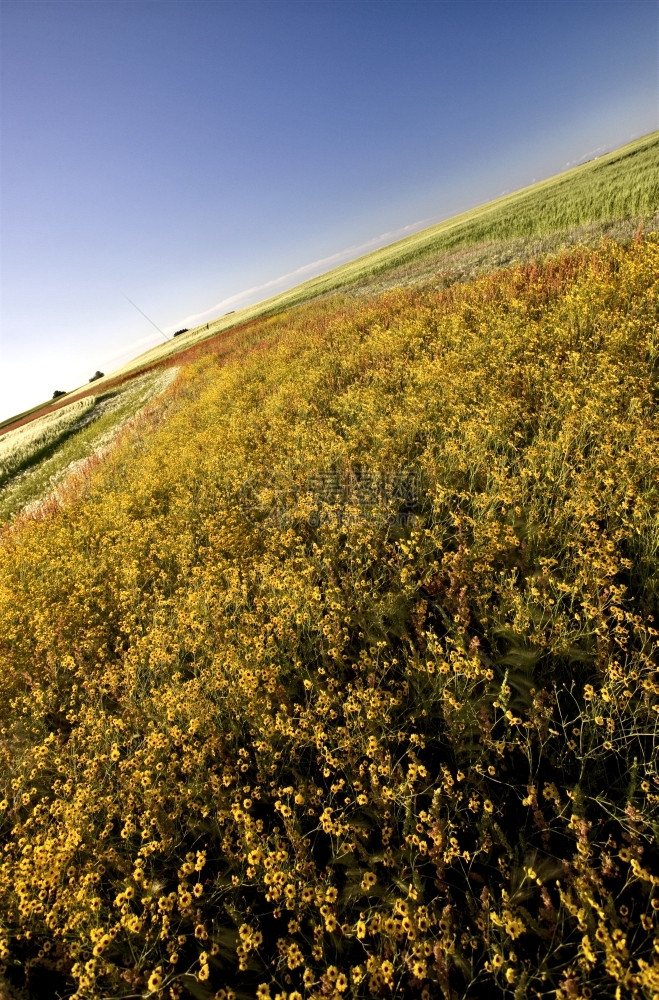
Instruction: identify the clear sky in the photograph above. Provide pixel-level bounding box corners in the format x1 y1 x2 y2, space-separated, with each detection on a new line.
1 0 657 422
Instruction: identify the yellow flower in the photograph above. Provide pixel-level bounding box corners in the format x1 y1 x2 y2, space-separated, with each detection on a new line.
581 935 597 964
411 960 427 978
381 960 394 984
147 968 163 992
360 871 377 890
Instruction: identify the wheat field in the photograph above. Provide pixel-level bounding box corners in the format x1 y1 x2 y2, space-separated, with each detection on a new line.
0 397 96 486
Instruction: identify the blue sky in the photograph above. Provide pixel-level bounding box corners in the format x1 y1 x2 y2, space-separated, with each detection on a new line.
1 0 657 422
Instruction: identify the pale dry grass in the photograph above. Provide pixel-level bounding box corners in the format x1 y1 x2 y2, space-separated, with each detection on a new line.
0 396 96 485
0 368 179 522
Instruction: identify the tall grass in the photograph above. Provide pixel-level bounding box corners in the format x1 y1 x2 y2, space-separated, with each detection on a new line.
0 396 96 486
0 369 179 523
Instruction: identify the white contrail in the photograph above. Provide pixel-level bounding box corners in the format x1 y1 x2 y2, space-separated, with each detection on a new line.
122 294 170 341
183 217 437 326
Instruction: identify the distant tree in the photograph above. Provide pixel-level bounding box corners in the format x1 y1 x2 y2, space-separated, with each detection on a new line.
89 371 105 382
173 328 189 337
52 390 67 399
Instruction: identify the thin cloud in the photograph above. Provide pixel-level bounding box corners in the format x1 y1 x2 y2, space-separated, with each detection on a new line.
564 143 609 168
98 332 164 367
60 217 438 381
183 217 436 326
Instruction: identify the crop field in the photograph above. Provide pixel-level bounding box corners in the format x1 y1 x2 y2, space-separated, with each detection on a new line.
0 369 179 524
0 397 97 487
0 233 657 999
